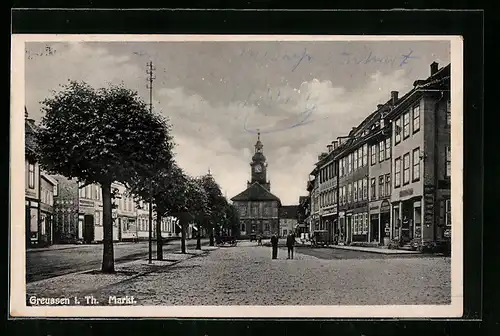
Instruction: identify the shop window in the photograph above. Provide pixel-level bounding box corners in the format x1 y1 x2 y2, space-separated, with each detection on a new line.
385 138 391 160
371 144 377 165
412 148 421 182
353 214 358 235
403 153 410 185
445 199 451 226
364 213 369 234
403 112 410 139
379 176 384 198
394 117 402 144
445 146 451 178
379 141 385 162
370 178 376 200
413 105 420 133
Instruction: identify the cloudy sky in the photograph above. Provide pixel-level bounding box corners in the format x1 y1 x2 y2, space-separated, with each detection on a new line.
24 39 450 204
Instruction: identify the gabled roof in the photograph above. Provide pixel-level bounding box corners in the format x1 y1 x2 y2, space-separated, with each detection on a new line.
25 119 38 155
279 205 298 219
231 182 281 202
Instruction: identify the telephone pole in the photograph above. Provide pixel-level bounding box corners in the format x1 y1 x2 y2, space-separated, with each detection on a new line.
146 61 156 264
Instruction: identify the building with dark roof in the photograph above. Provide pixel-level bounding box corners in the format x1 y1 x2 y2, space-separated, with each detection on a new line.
231 133 281 238
279 205 298 237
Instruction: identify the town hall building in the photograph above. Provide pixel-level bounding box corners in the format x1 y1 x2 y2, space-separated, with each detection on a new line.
231 133 281 238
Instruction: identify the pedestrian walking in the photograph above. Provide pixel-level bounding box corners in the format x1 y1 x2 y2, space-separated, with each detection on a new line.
286 232 296 259
270 234 278 259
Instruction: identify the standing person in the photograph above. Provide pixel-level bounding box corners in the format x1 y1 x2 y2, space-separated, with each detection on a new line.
286 232 296 259
270 234 278 259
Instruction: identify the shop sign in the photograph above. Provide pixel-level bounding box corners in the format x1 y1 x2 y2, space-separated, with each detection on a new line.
79 199 94 208
423 185 435 228
26 190 37 198
399 188 414 198
369 205 379 211
380 200 391 212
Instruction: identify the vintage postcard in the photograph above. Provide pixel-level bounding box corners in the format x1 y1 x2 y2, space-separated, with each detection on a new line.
10 34 463 318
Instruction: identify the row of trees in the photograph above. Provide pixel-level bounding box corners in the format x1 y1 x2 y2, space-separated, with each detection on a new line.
35 81 239 273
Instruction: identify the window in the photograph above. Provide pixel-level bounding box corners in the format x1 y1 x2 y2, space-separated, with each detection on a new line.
403 112 410 139
354 182 358 202
446 100 451 126
413 105 420 133
346 155 351 174
379 141 385 162
28 162 35 189
354 150 359 170
394 117 401 144
363 144 368 166
445 146 451 177
445 199 451 226
348 183 352 203
385 174 391 196
358 180 363 200
394 157 401 188
379 176 385 198
371 144 377 165
385 138 391 160
403 153 410 185
412 148 421 181
370 178 376 200
363 178 368 200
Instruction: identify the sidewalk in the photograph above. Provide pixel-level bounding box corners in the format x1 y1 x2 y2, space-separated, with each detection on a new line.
26 246 219 300
294 241 420 255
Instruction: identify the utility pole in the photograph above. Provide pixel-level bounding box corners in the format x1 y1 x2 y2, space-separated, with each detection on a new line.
146 61 156 264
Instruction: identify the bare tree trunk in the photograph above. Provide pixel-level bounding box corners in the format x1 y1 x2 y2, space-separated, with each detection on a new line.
196 220 201 250
156 210 163 260
101 182 115 273
180 213 187 254
209 223 214 247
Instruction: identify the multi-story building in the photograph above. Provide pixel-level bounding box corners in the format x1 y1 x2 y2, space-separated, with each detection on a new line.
307 164 320 233
337 124 371 244
39 173 58 246
53 177 175 243
25 114 41 247
388 62 451 248
366 96 395 246
316 141 340 243
279 205 298 237
231 133 281 238
296 196 309 235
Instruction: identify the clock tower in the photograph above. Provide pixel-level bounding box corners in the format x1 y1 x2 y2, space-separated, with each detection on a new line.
248 132 270 191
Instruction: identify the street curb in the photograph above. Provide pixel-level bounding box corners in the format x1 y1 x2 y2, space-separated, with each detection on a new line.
26 240 184 254
76 247 218 297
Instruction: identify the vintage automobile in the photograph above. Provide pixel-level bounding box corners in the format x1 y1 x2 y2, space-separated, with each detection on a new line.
311 230 329 247
216 235 237 247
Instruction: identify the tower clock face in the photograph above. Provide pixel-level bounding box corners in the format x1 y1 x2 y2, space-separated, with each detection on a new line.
254 164 262 173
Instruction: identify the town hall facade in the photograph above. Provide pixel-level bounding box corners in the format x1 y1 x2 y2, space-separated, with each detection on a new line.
231 133 281 238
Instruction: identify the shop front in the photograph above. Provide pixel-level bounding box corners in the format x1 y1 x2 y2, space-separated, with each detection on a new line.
321 209 337 245
369 199 391 245
391 196 423 244
25 198 39 247
39 203 54 247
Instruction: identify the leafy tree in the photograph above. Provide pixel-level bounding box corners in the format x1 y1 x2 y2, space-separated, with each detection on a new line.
224 203 240 237
36 81 172 273
198 174 227 246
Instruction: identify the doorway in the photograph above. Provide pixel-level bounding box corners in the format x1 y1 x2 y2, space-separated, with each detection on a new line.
346 215 352 244
400 201 414 242
83 214 94 244
380 212 390 244
370 214 379 243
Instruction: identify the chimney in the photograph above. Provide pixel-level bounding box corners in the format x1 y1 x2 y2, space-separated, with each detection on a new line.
327 144 333 152
430 61 439 75
331 140 338 149
391 91 398 105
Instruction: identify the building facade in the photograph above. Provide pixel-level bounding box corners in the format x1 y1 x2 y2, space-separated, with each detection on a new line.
52 176 176 243
39 174 58 246
304 61 451 250
388 62 451 248
25 116 41 247
231 133 281 238
279 205 298 237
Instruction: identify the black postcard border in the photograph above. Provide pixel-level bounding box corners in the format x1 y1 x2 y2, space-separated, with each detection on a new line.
8 8 486 336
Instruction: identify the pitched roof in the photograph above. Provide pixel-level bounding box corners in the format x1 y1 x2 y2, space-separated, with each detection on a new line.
279 205 298 219
231 182 281 202
25 119 38 155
